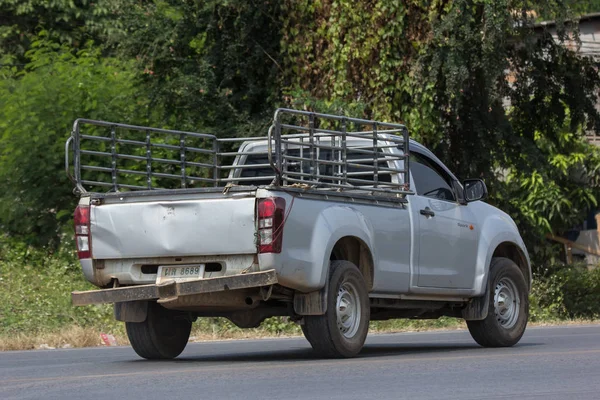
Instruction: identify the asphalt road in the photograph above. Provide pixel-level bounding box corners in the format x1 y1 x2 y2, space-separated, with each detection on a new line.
2 325 600 400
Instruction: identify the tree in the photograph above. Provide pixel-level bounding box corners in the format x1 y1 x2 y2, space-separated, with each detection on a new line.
112 0 282 136
1 0 599 261
0 39 149 246
422 0 600 255
0 0 285 247
281 0 600 264
0 0 122 63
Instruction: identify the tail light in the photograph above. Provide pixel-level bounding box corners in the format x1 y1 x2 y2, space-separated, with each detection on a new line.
74 205 92 259
257 197 286 254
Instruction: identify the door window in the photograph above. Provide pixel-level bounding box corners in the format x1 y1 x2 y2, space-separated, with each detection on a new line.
410 153 456 201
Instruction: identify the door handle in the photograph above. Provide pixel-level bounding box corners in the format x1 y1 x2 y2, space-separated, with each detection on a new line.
420 207 435 217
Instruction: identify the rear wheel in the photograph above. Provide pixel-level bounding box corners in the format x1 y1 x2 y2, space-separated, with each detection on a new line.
302 260 370 358
467 257 529 347
126 302 192 359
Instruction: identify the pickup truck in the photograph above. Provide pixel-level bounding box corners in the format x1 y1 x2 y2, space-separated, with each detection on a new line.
67 108 531 359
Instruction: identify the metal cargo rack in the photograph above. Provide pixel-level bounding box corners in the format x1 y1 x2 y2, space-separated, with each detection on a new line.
65 108 411 196
267 108 410 195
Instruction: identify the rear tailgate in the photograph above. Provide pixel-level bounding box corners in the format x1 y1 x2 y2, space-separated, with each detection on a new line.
90 195 257 259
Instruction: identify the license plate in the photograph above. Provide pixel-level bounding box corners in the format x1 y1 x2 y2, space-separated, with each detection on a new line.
156 264 205 284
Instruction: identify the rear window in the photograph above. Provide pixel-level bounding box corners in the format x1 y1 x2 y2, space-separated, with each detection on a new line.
239 154 274 186
239 148 394 186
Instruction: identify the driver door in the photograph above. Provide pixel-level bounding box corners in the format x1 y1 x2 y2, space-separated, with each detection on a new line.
409 152 479 289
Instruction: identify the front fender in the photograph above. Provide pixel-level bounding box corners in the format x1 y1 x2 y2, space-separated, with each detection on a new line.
472 214 531 296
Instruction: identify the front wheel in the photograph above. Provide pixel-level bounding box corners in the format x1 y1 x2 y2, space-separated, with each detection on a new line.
301 260 370 358
467 257 529 347
126 302 192 359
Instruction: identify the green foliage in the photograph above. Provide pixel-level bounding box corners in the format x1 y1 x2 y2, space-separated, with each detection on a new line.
112 0 282 136
0 0 597 283
0 0 123 63
503 131 600 249
569 1 600 15
0 239 118 335
282 0 600 266
1 0 598 258
536 0 600 19
0 39 149 246
281 0 434 122
530 264 600 320
420 0 600 254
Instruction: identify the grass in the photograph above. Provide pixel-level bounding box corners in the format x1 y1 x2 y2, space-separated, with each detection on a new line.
0 318 467 351
3 316 598 351
0 242 120 338
0 325 118 351
2 241 600 351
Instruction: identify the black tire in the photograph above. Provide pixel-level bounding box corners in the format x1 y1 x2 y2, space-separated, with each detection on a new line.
126 302 192 360
467 257 529 347
301 260 370 358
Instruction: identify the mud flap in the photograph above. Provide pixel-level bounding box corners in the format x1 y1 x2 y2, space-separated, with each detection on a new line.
461 290 490 321
294 280 328 316
114 301 148 323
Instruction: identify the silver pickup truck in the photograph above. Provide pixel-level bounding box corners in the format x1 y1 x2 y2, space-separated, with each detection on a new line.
67 108 531 359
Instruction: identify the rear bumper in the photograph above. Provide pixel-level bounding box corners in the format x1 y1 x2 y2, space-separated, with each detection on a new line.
71 270 278 306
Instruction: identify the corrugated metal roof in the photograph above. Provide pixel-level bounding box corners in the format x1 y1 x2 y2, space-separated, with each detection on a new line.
535 12 600 27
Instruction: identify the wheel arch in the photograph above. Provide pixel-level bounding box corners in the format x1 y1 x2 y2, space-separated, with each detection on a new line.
463 243 531 321
330 236 375 291
473 212 532 296
492 242 531 290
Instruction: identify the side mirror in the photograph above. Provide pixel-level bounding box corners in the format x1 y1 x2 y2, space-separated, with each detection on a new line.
463 179 488 202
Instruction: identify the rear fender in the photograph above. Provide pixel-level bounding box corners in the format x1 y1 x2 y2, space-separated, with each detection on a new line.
308 206 376 290
291 206 376 314
266 202 377 293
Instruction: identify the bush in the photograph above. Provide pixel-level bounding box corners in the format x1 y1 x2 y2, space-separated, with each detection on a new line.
0 38 149 247
530 264 600 321
0 238 119 336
